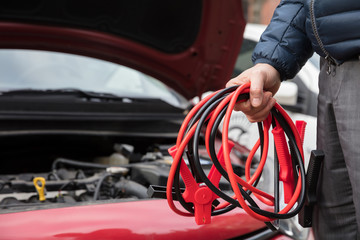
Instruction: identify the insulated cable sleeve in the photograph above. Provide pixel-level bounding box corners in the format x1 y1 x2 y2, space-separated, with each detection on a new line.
166 83 306 225
192 96 255 203
207 102 267 209
190 96 277 230
272 125 294 204
207 98 266 200
227 107 305 219
173 158 194 213
181 87 237 143
209 99 303 218
172 97 227 214
220 88 305 219
203 89 274 196
221 84 270 221
172 91 253 216
174 94 249 216
272 119 280 228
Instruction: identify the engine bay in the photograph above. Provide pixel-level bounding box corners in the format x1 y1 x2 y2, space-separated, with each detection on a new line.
0 134 246 213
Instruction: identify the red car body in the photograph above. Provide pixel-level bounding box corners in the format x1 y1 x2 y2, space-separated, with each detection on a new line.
0 1 298 239
1 201 267 240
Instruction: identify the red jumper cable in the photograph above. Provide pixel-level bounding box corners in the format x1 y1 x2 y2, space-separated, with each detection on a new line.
164 83 307 228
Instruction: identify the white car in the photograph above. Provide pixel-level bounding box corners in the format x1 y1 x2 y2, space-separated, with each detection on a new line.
229 23 320 165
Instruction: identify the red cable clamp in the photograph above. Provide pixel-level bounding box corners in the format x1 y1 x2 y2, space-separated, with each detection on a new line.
164 83 307 225
168 141 235 224
296 120 307 150
272 126 294 204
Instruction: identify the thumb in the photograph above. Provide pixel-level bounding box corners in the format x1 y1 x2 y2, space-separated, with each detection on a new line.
249 70 265 108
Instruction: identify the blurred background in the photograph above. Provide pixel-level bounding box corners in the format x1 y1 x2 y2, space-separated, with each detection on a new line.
243 0 280 25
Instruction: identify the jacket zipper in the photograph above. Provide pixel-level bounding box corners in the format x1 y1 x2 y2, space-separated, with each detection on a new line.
310 0 336 74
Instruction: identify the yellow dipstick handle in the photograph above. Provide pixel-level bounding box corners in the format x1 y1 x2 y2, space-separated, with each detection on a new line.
33 177 46 201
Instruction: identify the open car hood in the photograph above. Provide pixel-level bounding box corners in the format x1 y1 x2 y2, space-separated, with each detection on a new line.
0 0 245 99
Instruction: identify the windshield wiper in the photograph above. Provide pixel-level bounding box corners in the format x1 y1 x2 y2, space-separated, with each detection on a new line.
0 88 190 110
0 88 125 99
0 88 164 104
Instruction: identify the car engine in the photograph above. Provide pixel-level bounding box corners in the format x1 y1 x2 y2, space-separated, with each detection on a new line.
0 142 172 210
0 140 244 212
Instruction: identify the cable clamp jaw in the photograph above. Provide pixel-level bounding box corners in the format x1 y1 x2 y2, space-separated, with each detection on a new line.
151 142 234 224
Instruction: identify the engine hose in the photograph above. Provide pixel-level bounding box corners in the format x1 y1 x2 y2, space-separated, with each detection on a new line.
93 173 112 201
166 83 306 226
114 180 148 199
52 158 131 171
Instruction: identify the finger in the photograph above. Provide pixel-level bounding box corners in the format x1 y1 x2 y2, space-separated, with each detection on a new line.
246 97 276 123
236 91 272 115
227 75 250 111
234 99 251 112
235 92 273 121
226 75 250 88
249 70 266 108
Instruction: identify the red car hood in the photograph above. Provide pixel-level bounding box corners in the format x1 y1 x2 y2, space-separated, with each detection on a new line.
0 0 245 99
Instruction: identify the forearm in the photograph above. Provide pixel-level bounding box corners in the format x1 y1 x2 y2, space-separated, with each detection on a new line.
252 0 313 80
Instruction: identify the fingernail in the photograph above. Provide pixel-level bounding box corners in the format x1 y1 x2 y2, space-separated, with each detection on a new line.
252 98 261 107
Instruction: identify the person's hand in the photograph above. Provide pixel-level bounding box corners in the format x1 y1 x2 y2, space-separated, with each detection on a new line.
226 63 281 122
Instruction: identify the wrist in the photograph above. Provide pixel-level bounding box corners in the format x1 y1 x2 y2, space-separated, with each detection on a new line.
253 60 284 81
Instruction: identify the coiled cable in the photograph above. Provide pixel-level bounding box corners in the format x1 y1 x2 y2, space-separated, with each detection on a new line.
166 83 306 226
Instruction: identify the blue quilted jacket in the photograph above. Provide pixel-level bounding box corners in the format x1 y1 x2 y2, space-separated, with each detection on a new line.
252 0 360 80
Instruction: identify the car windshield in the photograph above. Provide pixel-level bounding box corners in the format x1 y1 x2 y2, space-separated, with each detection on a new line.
0 49 187 107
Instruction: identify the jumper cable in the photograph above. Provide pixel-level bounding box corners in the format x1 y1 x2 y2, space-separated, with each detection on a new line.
162 83 308 228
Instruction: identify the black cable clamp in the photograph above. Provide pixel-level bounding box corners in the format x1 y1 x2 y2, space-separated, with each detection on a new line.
298 150 324 227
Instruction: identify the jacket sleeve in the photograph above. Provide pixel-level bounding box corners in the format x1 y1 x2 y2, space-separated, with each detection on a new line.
252 0 313 80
